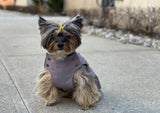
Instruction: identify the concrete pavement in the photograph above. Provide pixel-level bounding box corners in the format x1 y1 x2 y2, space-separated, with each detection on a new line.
0 10 160 113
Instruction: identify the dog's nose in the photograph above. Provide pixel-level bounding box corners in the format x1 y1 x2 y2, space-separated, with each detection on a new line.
57 43 64 49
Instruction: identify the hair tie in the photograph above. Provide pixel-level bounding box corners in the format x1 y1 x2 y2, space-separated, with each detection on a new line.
59 26 64 30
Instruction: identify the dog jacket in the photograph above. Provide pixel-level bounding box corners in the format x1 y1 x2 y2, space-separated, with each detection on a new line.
44 52 101 92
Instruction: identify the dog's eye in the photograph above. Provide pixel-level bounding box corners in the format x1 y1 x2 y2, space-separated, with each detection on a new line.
66 36 70 38
50 34 55 39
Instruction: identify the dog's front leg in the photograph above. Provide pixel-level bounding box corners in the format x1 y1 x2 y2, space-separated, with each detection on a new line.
35 70 59 106
73 69 101 110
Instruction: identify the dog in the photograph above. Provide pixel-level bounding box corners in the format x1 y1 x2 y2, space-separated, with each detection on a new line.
35 15 101 109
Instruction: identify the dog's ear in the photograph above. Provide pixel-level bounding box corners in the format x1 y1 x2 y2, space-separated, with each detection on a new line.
62 15 83 39
38 16 50 35
38 16 58 35
70 14 83 29
39 16 46 26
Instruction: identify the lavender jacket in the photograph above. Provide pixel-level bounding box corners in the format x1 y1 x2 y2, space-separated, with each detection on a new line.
44 52 101 92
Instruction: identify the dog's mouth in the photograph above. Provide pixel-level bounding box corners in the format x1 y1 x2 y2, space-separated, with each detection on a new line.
56 50 66 54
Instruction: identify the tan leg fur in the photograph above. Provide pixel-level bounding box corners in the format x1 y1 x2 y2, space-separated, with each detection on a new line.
73 70 101 109
35 69 101 109
35 70 59 106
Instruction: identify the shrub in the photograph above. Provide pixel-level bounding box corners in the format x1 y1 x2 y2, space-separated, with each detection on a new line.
0 5 3 9
5 5 39 14
47 0 63 12
32 0 63 13
32 0 46 13
120 7 160 38
102 8 121 29
68 9 102 27
67 7 160 39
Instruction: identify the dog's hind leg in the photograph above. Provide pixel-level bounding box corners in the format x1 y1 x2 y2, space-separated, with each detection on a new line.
35 70 59 106
73 68 101 109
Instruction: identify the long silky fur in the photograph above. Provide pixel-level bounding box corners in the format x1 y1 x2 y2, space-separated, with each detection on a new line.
63 15 83 46
39 17 59 49
73 65 101 109
35 67 101 109
35 70 59 105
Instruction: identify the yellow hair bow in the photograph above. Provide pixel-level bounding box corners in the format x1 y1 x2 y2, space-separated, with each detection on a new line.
59 26 64 30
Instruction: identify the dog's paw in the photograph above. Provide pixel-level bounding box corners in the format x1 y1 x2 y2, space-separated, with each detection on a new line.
45 102 55 106
81 105 89 110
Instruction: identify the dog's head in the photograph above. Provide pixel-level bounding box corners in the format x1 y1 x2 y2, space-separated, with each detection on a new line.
38 15 83 58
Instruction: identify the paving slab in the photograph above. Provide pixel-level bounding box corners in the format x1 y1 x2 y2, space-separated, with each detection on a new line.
0 59 29 113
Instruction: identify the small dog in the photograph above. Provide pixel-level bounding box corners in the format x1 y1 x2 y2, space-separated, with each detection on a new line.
35 15 101 109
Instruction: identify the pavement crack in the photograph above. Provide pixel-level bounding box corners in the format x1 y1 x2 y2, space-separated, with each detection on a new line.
0 59 31 113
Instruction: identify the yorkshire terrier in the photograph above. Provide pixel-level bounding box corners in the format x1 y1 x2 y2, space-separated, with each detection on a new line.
35 15 101 109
